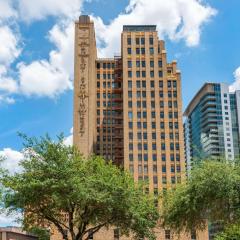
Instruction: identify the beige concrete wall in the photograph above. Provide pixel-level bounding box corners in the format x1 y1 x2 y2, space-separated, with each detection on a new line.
73 16 97 156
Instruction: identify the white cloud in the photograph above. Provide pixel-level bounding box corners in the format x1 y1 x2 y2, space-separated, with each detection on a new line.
229 67 240 92
0 212 21 226
18 0 83 22
0 66 18 93
64 127 73 146
0 148 23 174
0 96 15 104
94 0 217 57
0 26 21 66
18 60 71 98
0 0 17 21
0 0 217 102
17 19 74 98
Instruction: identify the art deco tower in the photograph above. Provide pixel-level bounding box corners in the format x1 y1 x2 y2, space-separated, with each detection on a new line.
73 15 208 240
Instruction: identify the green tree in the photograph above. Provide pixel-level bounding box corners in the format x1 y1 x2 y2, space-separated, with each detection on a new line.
27 226 50 240
214 223 240 240
1 134 159 240
161 160 240 234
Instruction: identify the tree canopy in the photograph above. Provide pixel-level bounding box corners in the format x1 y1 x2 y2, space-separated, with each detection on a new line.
1 134 159 240
161 159 240 238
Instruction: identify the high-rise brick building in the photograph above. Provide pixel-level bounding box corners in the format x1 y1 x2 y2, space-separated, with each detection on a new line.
72 15 208 240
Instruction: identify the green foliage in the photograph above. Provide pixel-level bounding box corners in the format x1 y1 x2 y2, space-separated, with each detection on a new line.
161 160 240 233
1 134 159 240
26 226 50 240
214 223 240 240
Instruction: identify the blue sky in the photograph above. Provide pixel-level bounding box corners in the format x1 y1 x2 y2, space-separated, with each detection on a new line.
0 0 240 225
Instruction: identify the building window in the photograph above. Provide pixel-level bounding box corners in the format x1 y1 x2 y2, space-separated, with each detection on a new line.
129 154 133 161
142 101 146 108
141 48 145 54
137 91 141 98
142 60 146 68
144 154 148 161
167 80 171 88
128 101 132 108
128 71 132 78
151 112 156 119
141 37 145 45
88 231 94 240
128 111 133 119
142 91 146 98
128 80 132 88
161 143 166 150
143 111 147 118
136 37 140 45
150 60 154 68
138 154 142 161
136 71 140 78
137 132 142 140
165 230 171 239
142 71 146 78
152 154 157 161
149 47 154 54
114 228 120 240
144 143 148 151
150 81 155 88
127 37 131 45
173 80 177 88
150 71 154 78
161 133 165 140
159 80 163 88
136 48 140 54
152 143 156 150
162 177 167 184
158 60 162 67
128 60 132 68
152 133 156 140
151 101 155 108
191 230 196 240
159 71 163 77
152 122 156 129
129 132 133 140
143 132 147 140
97 73 100 79
153 176 158 184
149 37 154 45
137 101 141 108
127 48 131 54
142 81 146 88
136 80 141 88
128 91 132 98
128 122 133 129
162 154 166 161
138 165 142 174
129 143 133 151
136 60 140 67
